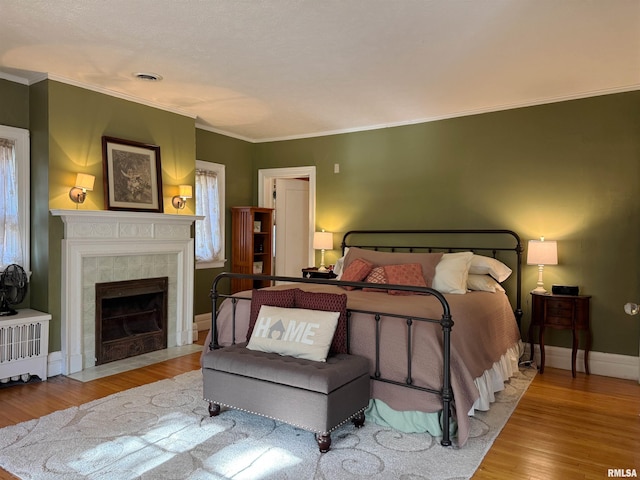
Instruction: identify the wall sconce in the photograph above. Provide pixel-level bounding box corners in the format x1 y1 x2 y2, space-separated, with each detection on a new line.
171 185 193 210
313 230 333 272
526 236 558 294
69 173 95 204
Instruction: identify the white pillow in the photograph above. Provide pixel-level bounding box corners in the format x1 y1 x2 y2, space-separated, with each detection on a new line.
432 252 474 294
333 247 350 279
247 305 339 362
467 274 506 293
468 255 512 282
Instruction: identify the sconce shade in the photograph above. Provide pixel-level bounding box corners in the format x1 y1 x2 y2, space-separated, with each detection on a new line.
526 239 558 265
172 184 193 210
75 173 95 191
178 184 192 198
69 173 95 204
313 231 333 250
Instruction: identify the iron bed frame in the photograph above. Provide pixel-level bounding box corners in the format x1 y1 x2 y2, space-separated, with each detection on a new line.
208 229 523 447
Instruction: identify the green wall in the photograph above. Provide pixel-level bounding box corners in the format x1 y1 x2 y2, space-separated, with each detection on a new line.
0 79 29 128
1 76 639 358
194 128 254 314
254 91 640 357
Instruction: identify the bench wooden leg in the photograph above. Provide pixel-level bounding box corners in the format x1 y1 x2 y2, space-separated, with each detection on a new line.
317 433 331 453
208 402 221 417
352 411 365 428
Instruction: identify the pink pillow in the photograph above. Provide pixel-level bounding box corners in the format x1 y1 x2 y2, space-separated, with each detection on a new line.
363 266 388 293
340 258 374 290
343 247 443 287
294 290 348 355
247 288 298 341
384 263 428 295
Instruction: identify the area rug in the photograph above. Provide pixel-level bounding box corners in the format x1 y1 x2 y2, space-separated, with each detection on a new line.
0 367 535 480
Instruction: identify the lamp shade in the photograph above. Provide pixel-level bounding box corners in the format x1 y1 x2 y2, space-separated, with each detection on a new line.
75 173 95 191
178 184 193 198
527 239 558 265
313 231 333 250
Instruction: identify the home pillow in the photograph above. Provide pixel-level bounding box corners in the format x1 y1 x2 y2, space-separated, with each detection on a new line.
383 263 428 295
247 305 339 362
469 255 512 282
467 274 506 293
363 266 388 292
339 257 374 290
342 247 443 287
432 252 474 294
294 290 348 354
247 288 298 341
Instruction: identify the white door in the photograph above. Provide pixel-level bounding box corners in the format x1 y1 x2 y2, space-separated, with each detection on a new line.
274 178 310 278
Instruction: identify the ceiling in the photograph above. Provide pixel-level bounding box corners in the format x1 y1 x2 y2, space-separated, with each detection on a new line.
1 1 639 143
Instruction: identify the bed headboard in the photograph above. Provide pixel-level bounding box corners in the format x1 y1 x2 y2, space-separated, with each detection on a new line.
341 229 524 329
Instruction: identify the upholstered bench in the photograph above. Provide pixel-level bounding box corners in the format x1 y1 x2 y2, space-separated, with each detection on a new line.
202 342 370 452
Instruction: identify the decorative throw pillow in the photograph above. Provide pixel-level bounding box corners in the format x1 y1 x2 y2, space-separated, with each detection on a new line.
294 290 348 354
342 247 443 287
339 257 374 290
247 305 339 362
363 266 388 292
432 252 474 294
247 288 298 341
469 255 512 282
466 274 506 293
383 263 428 295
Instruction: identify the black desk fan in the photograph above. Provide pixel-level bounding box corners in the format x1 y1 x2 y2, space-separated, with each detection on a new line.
0 264 28 316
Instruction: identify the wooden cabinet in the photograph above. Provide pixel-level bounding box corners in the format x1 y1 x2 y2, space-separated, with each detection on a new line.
231 207 274 293
529 293 591 377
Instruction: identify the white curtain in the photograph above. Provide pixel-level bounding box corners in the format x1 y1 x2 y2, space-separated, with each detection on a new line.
0 138 23 268
195 168 222 262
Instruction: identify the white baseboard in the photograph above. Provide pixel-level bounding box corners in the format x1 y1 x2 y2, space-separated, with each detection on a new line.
47 350 63 378
195 313 212 334
525 343 639 382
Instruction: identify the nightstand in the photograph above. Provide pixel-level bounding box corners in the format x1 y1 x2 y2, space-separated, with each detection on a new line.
529 292 591 377
302 267 337 279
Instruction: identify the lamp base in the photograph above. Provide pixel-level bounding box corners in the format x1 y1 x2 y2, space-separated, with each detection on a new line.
531 286 549 294
317 266 328 272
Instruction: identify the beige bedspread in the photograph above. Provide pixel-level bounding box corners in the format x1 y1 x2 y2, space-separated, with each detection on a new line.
202 284 521 446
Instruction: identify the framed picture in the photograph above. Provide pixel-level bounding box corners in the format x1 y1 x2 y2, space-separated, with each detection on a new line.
102 136 163 212
253 261 263 274
253 221 262 232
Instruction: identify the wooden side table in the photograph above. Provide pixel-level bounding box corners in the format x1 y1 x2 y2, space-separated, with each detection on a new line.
302 267 337 279
529 292 591 377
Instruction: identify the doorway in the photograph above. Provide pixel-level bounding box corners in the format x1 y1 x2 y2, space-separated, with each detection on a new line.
258 166 316 277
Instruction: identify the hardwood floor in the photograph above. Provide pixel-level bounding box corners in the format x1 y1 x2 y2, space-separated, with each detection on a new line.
0 335 638 479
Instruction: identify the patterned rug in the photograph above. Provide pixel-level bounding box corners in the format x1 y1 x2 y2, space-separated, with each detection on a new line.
0 367 535 479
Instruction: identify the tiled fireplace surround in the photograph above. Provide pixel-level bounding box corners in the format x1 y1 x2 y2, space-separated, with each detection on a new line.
51 210 198 375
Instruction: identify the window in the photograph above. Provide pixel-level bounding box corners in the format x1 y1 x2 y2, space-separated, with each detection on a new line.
195 160 225 269
0 125 29 272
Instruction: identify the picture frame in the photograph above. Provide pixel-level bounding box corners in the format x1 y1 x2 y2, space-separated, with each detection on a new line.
253 261 263 274
102 136 163 212
254 221 262 232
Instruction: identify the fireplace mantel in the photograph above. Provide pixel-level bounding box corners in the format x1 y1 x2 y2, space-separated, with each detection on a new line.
50 209 201 374
51 209 201 240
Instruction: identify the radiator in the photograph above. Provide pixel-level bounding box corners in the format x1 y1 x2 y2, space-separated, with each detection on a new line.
0 309 51 383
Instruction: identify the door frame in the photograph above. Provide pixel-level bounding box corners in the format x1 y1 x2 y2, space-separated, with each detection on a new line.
258 166 316 268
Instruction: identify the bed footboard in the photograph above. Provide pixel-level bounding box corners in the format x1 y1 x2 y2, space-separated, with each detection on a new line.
209 272 455 446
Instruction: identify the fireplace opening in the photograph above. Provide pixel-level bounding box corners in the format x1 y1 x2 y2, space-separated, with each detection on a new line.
95 277 168 365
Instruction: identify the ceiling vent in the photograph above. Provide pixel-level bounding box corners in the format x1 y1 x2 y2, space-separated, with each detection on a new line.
133 72 163 81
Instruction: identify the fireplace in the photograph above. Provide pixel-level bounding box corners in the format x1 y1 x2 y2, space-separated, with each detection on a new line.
51 209 199 375
95 277 168 365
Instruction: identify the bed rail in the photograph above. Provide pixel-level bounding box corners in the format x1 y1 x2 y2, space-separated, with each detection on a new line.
209 272 455 446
